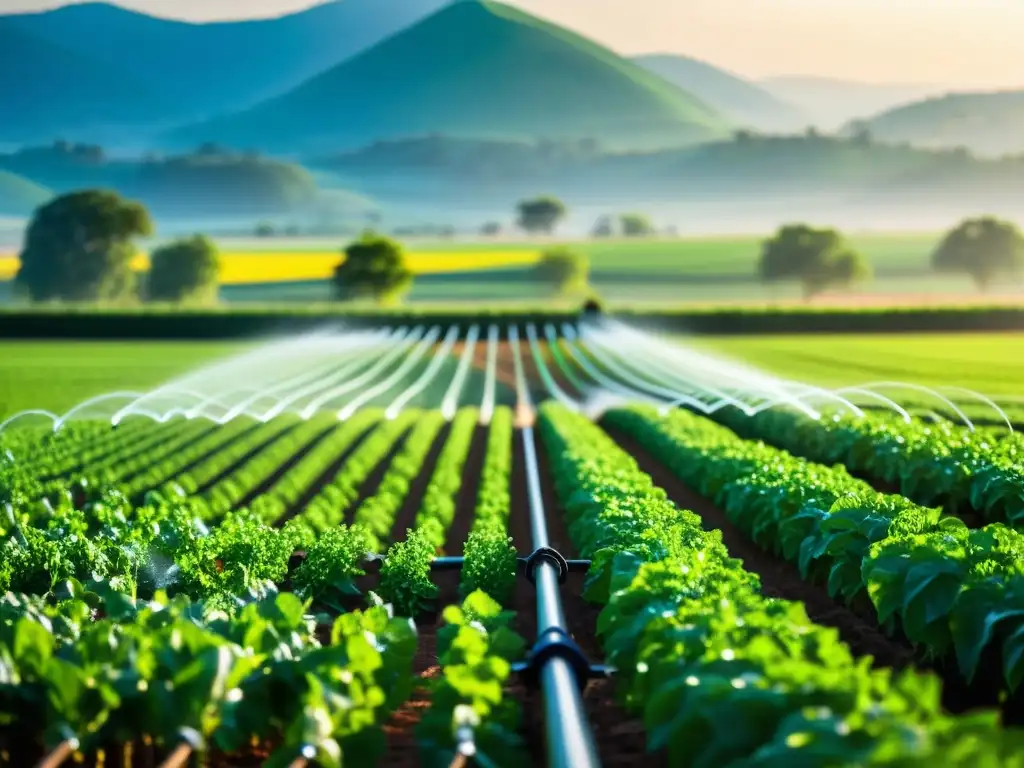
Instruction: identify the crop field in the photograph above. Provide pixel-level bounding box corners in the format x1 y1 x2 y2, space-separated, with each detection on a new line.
3 319 1024 766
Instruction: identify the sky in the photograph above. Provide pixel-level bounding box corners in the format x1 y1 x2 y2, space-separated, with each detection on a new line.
2 0 1022 88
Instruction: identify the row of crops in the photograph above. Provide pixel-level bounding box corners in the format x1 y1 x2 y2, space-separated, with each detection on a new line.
3 322 1024 766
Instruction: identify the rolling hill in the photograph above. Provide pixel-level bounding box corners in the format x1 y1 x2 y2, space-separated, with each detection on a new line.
0 170 52 217
4 0 450 119
850 90 1024 156
758 76 952 130
633 54 806 132
165 0 731 154
0 19 174 143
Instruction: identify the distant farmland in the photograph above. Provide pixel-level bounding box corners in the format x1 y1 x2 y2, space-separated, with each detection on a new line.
3 232 1022 305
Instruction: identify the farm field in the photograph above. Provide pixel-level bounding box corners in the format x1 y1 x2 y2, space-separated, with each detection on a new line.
0 341 251 420
5 232 1020 305
3 320 1024 766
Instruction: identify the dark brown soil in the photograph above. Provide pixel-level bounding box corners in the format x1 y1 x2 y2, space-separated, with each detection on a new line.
273 420 378 526
389 423 452 544
235 422 338 510
342 428 414 527
508 428 661 767
607 426 915 671
128 422 265 505
384 570 461 768
445 424 488 555
193 422 302 496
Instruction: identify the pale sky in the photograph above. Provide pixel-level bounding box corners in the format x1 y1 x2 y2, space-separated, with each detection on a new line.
2 0 1023 88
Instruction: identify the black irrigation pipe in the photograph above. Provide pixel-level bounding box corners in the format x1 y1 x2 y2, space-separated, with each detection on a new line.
518 425 602 768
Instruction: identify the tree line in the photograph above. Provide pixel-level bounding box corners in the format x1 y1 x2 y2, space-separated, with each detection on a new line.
11 189 1021 306
12 190 593 305
759 218 1024 298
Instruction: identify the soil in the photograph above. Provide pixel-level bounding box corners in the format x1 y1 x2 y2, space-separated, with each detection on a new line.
342 428 413 527
389 423 452 544
273 419 377 526
128 422 265 505
445 424 488 556
235 421 338 509
507 428 663 767
193 421 303 496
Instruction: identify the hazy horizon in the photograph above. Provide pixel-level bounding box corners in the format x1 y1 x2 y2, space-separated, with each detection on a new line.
1 0 1022 89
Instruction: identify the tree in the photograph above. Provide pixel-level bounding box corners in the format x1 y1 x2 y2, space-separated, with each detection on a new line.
620 213 655 237
758 224 872 299
481 221 501 236
147 235 221 303
332 232 413 305
931 216 1024 290
516 196 567 235
533 248 589 295
16 189 152 302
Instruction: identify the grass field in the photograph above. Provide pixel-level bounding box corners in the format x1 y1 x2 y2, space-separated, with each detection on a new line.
693 332 1024 396
693 331 1024 423
0 341 250 421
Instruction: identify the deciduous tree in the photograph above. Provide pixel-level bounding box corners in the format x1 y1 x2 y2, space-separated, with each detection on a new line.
533 248 589 295
932 216 1024 290
332 232 413 305
147 234 221 303
758 224 871 299
16 189 151 302
516 196 567 235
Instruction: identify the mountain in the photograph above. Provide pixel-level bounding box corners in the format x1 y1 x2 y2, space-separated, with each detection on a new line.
850 90 1024 157
0 18 174 143
3 0 450 121
758 76 952 130
633 54 806 132
0 169 52 216
165 0 731 154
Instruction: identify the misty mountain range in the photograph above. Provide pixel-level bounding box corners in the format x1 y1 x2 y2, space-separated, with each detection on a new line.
0 0 1022 226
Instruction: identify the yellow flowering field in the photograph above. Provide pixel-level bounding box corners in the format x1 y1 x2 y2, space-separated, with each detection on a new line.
0 250 541 285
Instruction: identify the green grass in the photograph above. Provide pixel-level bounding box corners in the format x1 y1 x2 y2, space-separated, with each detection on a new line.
690 332 1024 423
0 341 251 421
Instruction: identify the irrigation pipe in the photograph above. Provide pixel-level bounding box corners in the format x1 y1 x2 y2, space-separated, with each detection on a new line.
510 331 601 768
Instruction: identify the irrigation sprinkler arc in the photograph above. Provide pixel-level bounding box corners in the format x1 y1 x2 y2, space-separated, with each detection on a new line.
54 392 147 430
847 382 976 431
557 324 665 407
206 334 395 423
478 324 500 426
384 324 462 419
581 322 760 415
298 326 427 419
255 329 412 422
935 385 1014 432
440 324 481 421
592 319 830 417
336 325 443 421
576 327 718 413
525 323 580 411
0 409 61 436
542 323 593 395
